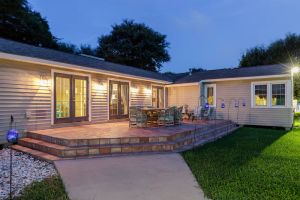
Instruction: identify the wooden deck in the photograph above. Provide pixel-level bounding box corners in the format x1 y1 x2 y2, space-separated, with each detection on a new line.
13 120 239 162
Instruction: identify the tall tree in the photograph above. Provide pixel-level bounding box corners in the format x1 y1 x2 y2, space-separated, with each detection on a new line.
0 0 57 48
96 19 170 72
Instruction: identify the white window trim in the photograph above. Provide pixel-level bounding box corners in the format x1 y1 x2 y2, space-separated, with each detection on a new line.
204 84 216 107
251 80 292 109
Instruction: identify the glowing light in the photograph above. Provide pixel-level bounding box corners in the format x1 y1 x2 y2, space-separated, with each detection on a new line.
292 66 299 74
204 102 209 109
6 129 19 144
97 82 106 91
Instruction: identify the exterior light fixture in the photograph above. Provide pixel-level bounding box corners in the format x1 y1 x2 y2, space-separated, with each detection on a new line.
291 66 299 74
242 100 246 107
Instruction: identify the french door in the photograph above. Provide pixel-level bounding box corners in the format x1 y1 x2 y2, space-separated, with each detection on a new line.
109 80 129 119
152 86 164 108
54 73 89 123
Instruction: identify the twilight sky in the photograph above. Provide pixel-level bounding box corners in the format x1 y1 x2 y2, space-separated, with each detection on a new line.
29 0 300 73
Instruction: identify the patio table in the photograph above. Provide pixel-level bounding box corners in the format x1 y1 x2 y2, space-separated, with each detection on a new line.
140 107 166 127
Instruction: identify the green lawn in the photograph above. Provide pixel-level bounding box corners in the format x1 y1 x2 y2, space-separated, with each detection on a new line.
182 127 300 200
13 176 69 200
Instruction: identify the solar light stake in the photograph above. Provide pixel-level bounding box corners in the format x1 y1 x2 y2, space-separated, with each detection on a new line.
6 117 19 200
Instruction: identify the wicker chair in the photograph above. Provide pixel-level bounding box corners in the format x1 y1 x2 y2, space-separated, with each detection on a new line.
136 108 148 127
158 107 175 126
129 106 138 127
174 106 183 125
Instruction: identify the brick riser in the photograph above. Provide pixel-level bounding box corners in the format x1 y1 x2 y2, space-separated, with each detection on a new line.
26 121 232 147
15 123 238 160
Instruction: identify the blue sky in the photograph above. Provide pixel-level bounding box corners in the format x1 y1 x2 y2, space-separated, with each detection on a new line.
29 0 300 73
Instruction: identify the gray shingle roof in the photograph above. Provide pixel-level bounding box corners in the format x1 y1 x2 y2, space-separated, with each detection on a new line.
0 38 172 82
174 64 291 84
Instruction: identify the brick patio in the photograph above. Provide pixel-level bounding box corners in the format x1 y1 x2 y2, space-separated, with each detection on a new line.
13 120 239 162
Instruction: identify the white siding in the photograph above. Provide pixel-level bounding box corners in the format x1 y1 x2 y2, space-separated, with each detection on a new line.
167 85 200 110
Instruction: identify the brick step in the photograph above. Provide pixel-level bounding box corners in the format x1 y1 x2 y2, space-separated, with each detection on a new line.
26 121 235 147
11 145 61 163
176 126 239 152
19 123 237 158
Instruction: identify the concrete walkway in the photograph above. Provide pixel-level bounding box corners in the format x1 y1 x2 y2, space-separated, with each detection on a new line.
55 153 207 200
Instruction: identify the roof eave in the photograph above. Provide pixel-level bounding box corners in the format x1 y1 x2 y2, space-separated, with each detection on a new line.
0 52 172 84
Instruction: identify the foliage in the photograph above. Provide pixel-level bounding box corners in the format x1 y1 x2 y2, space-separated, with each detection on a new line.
182 127 300 200
240 33 300 67
0 0 57 48
56 42 78 54
96 19 170 72
79 44 96 56
13 175 69 200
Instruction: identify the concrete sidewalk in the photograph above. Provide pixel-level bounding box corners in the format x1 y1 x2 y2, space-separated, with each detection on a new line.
55 153 207 200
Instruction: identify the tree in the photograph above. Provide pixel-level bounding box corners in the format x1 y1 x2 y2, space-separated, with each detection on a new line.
239 33 300 67
96 19 170 71
239 33 300 100
79 44 96 56
0 0 57 48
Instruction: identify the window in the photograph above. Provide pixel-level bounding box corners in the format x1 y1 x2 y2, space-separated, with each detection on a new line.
254 84 268 106
251 81 290 108
272 84 285 106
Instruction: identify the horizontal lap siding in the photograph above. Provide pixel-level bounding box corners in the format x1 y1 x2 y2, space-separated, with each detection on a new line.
130 81 152 107
214 78 293 128
167 85 199 110
0 60 52 143
91 75 108 122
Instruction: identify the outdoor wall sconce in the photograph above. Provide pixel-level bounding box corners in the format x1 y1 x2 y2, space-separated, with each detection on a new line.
98 82 105 91
39 72 50 90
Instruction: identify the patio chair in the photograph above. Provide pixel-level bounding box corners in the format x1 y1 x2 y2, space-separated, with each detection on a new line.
193 106 204 121
158 106 175 126
202 107 215 120
174 106 183 125
136 108 148 128
129 106 138 127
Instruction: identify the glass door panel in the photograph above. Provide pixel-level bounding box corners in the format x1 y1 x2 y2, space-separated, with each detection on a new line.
55 76 71 120
110 82 119 116
120 84 129 115
152 86 164 108
74 79 87 117
109 81 129 119
158 88 164 108
152 88 158 107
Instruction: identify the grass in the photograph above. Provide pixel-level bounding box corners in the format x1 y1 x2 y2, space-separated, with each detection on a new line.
182 126 300 200
13 175 69 200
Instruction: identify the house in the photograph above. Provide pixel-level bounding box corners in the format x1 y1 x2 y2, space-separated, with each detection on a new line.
0 38 294 143
167 65 293 128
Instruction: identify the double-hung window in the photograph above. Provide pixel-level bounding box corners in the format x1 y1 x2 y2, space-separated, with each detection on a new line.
254 84 268 106
251 81 290 108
